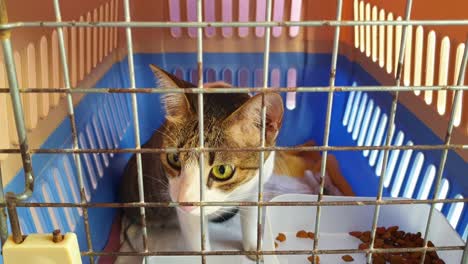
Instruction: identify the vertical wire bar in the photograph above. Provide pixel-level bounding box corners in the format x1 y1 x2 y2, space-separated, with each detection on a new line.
311 1 343 262
463 240 468 264
421 36 468 264
5 193 22 244
256 0 273 263
196 1 207 264
0 167 8 246
367 1 413 263
0 0 34 200
51 1 94 262
122 0 149 258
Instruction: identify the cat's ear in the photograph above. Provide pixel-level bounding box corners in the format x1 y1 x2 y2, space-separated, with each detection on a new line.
149 64 193 123
224 93 284 145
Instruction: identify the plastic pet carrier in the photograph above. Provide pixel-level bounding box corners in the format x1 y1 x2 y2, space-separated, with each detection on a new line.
0 0 466 263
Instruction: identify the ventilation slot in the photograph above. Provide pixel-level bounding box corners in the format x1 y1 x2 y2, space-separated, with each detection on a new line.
41 184 62 230
403 152 424 198
79 133 98 190
363 106 381 157
390 141 413 197
52 169 76 231
437 37 450 115
352 93 368 140
222 68 233 84
413 26 424 96
386 12 394 74
369 113 387 166
343 90 356 126
86 125 104 178
425 31 436 105
383 131 404 187
434 178 449 211
357 99 374 146
447 194 464 228
378 9 385 68
416 165 436 200
286 68 297 110
29 198 45 233
347 91 362 133
453 43 465 127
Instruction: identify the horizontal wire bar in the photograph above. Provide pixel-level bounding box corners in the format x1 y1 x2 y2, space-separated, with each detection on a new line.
81 246 464 257
0 144 464 154
6 197 467 208
1 85 467 94
1 20 468 30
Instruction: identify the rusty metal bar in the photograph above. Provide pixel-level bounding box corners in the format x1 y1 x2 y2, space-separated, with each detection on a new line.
367 1 413 263
0 167 8 247
463 241 468 264
5 193 23 244
0 85 467 94
420 36 468 264
0 0 34 201
122 0 149 257
0 144 464 155
51 0 94 262
1 20 468 30
80 245 464 257
8 197 468 208
255 0 274 262
195 0 207 263
312 1 343 261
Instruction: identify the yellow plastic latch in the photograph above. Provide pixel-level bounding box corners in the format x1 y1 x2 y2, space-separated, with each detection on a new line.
3 233 82 264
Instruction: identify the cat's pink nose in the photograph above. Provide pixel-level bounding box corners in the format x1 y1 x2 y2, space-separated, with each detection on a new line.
179 206 196 212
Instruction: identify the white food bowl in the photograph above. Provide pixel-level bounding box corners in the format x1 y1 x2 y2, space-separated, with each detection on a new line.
263 194 464 264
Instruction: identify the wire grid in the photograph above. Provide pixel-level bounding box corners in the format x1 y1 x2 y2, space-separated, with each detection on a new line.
0 0 467 263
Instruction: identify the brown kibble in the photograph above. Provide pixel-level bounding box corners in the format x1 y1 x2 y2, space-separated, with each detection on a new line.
349 231 362 238
384 254 391 261
307 232 315 239
410 252 422 259
359 234 370 243
383 244 393 249
431 259 445 264
415 237 424 246
274 242 278 248
424 255 433 264
427 241 435 247
396 239 406 246
374 238 384 248
376 226 386 235
387 226 399 233
307 255 320 263
372 255 386 264
341 255 354 262
296 230 308 238
359 242 369 250
429 251 439 260
276 233 286 242
382 232 392 239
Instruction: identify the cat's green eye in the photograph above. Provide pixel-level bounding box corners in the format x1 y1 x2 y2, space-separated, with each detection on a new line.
210 165 235 181
167 153 181 169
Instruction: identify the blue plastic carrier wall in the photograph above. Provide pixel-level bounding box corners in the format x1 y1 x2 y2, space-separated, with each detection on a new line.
5 52 467 263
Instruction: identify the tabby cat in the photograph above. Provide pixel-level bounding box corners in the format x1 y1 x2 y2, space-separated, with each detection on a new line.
119 64 284 258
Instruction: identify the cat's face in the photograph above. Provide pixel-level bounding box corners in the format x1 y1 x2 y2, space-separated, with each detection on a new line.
150 65 284 216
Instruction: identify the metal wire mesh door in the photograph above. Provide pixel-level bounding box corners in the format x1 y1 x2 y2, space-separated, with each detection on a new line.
0 0 467 263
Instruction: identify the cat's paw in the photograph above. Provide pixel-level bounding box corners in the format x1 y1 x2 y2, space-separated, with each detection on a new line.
246 253 264 262
243 244 263 262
